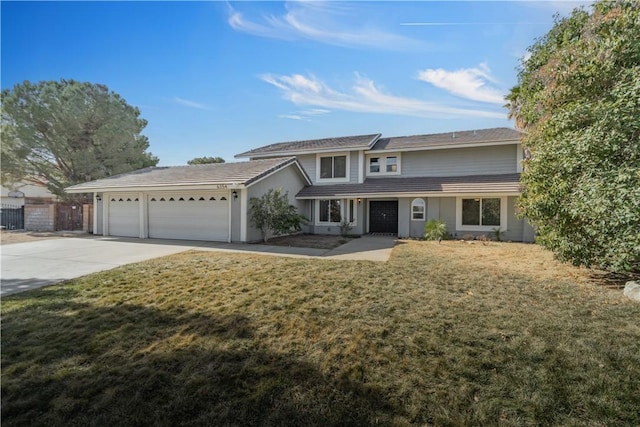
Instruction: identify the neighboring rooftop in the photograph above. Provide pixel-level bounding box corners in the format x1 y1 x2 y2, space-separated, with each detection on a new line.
235 134 381 158
371 128 523 152
66 157 307 193
296 173 522 199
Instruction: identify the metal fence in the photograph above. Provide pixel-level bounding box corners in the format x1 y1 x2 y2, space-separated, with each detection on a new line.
1 204 25 230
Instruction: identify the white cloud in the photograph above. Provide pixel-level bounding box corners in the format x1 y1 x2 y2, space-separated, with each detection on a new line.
174 97 209 110
261 72 504 119
417 63 505 104
228 1 423 50
278 108 331 121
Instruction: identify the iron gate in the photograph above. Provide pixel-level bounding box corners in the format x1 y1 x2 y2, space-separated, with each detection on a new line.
1 204 25 230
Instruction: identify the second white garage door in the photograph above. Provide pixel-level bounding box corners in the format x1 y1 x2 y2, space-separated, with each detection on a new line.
148 193 229 241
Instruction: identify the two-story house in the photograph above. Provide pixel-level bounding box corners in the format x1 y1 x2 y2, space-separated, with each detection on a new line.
66 127 534 242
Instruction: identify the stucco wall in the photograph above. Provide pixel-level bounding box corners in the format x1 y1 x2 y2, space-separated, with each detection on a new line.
245 164 308 242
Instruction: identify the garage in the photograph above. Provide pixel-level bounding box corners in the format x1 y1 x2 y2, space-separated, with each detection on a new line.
108 194 139 237
148 192 229 241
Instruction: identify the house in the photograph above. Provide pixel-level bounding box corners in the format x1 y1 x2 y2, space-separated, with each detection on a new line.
1 182 57 206
66 127 535 242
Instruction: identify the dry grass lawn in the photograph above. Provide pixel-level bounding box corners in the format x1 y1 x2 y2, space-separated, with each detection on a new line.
2 241 639 426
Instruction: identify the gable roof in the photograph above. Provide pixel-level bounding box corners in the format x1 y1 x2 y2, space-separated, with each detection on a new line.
66 157 310 193
235 134 381 158
370 128 522 152
296 173 522 199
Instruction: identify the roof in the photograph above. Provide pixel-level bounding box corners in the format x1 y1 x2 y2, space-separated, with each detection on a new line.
235 134 381 158
370 128 522 152
66 157 310 193
296 174 522 199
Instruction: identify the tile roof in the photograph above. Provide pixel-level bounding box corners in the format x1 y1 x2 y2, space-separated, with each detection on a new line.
296 174 522 198
66 157 307 192
235 134 381 158
371 128 522 151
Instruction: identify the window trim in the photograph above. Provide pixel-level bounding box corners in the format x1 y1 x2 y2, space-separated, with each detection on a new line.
366 153 401 176
316 152 350 182
411 198 425 221
455 196 507 231
315 198 357 226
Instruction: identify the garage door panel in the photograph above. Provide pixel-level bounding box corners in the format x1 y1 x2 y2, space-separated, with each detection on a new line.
148 193 228 241
108 194 139 238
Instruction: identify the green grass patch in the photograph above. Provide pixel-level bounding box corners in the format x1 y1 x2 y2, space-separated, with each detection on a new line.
2 242 639 426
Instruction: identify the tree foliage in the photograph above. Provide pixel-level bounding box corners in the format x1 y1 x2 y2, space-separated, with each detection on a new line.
187 156 225 165
249 188 306 243
1 80 158 199
506 0 640 272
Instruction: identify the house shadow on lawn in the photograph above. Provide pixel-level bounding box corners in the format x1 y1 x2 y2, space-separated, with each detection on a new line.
1 295 397 426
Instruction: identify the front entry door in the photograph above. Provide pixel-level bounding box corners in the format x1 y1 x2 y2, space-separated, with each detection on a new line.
369 201 398 234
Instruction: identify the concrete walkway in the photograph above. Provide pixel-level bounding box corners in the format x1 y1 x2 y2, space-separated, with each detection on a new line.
1 235 396 296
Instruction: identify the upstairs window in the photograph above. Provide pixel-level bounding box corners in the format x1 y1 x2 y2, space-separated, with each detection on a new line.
369 157 380 173
317 154 349 181
386 156 398 172
367 154 400 176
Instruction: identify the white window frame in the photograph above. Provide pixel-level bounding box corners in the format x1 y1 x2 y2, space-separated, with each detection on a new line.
366 153 401 176
456 196 507 232
316 152 350 183
411 198 425 221
315 198 357 226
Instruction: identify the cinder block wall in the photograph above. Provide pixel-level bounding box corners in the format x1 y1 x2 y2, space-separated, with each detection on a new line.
25 204 55 231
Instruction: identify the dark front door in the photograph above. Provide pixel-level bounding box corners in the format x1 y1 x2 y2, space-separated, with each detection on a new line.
369 201 398 234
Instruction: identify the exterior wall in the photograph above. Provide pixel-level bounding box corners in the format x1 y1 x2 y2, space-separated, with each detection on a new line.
399 145 517 178
25 204 55 231
306 198 365 236
296 151 360 185
230 191 241 242
432 196 530 241
398 198 410 238
245 164 308 242
2 183 57 207
409 197 426 238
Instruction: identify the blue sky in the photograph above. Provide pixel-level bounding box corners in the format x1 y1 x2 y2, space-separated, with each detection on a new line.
2 1 588 166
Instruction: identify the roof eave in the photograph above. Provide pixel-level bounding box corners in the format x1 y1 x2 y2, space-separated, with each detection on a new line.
296 190 521 200
366 139 521 154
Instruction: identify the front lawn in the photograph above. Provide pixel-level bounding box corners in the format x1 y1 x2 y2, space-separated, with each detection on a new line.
2 241 639 426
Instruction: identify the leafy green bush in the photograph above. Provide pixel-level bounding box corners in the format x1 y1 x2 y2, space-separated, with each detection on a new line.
424 219 448 241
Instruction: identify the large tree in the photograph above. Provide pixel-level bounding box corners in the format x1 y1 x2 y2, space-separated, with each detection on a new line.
506 0 639 272
187 156 225 165
1 80 158 199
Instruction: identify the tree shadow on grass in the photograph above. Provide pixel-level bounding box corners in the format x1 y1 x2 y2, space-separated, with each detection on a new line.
1 297 397 427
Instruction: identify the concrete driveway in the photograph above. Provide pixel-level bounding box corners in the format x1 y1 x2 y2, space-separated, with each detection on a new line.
1 235 396 296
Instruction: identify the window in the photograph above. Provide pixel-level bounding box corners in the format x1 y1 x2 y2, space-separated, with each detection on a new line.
457 197 506 231
386 156 398 173
319 200 341 223
319 155 347 179
317 199 357 225
367 154 400 176
370 157 380 173
411 198 425 220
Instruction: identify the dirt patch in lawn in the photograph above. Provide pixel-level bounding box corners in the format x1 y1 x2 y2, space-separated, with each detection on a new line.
0 230 90 245
263 234 355 250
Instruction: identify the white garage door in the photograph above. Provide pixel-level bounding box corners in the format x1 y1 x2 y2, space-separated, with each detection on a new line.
108 194 140 237
148 193 229 241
